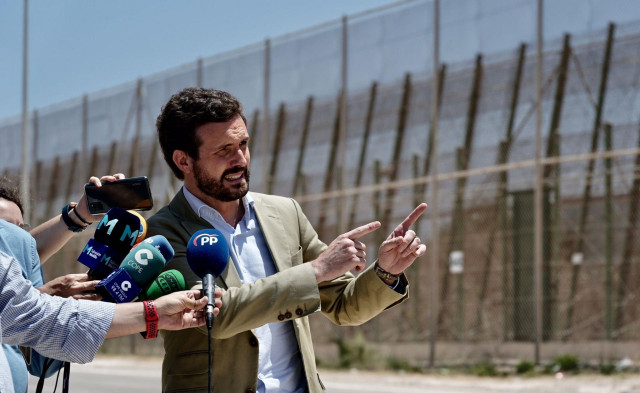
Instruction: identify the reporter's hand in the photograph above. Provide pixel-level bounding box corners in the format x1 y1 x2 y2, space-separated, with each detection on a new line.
378 203 428 275
76 173 125 222
155 289 223 330
311 221 381 283
38 273 102 300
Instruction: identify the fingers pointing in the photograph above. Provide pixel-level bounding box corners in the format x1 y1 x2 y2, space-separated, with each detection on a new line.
343 221 381 240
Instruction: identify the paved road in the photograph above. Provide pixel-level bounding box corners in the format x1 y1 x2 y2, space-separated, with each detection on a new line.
28 356 640 393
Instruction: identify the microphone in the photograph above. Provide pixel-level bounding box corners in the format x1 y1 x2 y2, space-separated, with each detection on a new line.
94 207 142 255
138 270 187 300
128 210 148 246
135 235 175 262
78 207 142 279
96 240 170 303
186 229 229 329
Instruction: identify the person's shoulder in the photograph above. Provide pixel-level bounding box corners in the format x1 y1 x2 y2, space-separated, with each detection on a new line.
250 193 305 224
147 204 173 224
0 220 34 245
0 220 38 272
147 190 188 227
250 192 298 207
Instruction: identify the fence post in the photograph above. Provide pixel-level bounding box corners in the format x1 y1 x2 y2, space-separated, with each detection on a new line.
566 22 615 336
347 83 377 229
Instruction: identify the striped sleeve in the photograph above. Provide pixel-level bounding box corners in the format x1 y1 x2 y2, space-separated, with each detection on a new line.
0 252 115 364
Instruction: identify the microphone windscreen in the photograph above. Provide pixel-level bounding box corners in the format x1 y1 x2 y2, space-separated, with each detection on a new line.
128 210 148 245
136 235 175 262
118 242 166 288
94 207 141 255
186 229 229 278
138 270 187 300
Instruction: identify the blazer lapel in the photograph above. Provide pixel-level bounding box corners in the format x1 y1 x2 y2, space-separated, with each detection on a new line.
252 194 293 273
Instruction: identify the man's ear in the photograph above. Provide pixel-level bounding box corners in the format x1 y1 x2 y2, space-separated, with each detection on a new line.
173 150 193 175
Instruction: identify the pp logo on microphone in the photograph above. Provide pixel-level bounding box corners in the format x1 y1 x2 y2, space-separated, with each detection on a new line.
122 281 132 291
192 233 219 246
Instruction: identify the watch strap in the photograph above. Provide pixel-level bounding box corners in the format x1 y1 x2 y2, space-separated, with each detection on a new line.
61 204 87 233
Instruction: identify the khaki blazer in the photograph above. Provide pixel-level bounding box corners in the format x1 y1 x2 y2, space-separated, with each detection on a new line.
147 190 408 393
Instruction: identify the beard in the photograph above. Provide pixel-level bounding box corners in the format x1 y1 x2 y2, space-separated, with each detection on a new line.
193 162 250 202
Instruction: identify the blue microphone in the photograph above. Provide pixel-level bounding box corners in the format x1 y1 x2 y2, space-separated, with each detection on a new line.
79 207 141 279
137 234 175 262
186 229 229 329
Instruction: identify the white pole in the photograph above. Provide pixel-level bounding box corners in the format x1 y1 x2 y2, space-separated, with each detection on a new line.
428 0 440 367
21 0 30 219
534 0 544 364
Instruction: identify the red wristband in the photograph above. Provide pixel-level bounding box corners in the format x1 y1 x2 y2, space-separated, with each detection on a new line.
141 300 159 339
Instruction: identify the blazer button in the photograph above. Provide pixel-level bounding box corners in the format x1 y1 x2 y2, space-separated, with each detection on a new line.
284 311 292 319
249 337 258 347
277 314 285 321
295 308 303 316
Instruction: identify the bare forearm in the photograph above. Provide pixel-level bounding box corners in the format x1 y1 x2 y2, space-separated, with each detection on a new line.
29 215 76 263
106 303 146 339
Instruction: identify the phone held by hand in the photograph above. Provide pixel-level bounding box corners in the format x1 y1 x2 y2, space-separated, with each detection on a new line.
85 176 154 214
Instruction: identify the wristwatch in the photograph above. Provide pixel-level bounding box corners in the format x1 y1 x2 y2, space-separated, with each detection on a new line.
374 263 400 283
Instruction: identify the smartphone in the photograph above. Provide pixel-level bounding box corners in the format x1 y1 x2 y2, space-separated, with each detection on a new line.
85 176 154 214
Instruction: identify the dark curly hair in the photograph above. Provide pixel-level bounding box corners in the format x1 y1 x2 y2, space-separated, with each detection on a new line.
156 88 247 179
0 176 23 215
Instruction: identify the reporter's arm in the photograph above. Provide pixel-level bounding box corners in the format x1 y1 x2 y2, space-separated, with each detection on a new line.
2 255 217 363
28 213 79 264
105 289 213 339
29 174 124 263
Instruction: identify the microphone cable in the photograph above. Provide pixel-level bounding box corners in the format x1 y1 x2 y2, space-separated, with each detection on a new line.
208 323 213 393
62 362 70 393
35 359 69 393
35 357 54 393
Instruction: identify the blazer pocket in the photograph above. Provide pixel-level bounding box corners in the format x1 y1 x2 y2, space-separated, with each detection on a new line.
291 245 303 266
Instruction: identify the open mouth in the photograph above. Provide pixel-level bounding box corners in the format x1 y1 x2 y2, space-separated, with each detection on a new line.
223 169 245 182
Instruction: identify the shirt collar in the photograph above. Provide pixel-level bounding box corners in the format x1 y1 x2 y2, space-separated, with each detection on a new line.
182 186 254 225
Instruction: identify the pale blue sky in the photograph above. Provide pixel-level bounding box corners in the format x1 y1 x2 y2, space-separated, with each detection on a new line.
0 0 398 120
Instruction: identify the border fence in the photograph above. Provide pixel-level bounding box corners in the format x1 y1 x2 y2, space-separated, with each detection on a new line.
3 0 640 367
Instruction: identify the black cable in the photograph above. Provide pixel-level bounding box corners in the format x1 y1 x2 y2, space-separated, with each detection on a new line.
62 362 70 393
208 325 213 393
51 367 62 393
35 358 54 393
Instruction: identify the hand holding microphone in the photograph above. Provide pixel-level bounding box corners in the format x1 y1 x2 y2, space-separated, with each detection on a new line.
186 229 229 330
153 289 222 331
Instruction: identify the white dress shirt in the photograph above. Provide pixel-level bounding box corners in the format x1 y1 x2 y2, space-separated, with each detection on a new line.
183 187 306 393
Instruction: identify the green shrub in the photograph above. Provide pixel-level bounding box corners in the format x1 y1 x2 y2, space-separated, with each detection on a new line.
516 360 535 374
599 363 616 375
332 332 382 370
554 354 579 372
386 357 421 373
471 361 498 376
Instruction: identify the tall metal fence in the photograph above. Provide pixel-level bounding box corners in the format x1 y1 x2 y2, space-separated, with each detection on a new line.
3 0 640 366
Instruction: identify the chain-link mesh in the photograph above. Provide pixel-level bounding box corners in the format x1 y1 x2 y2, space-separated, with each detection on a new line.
2 0 640 365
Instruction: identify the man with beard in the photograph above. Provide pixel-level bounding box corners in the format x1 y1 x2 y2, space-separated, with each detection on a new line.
147 88 427 393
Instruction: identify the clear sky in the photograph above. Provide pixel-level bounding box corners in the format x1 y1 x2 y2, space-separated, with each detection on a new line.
0 0 399 120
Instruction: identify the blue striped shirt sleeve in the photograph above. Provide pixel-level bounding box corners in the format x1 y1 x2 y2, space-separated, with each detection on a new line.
0 252 115 364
